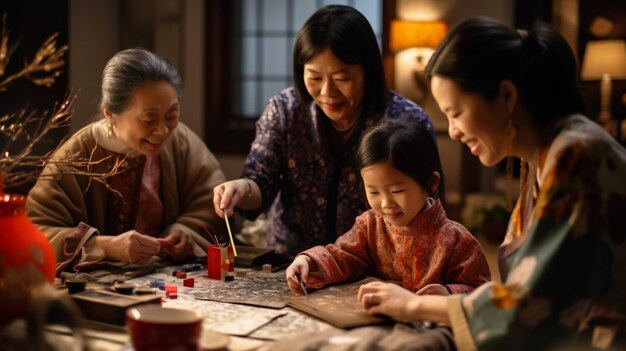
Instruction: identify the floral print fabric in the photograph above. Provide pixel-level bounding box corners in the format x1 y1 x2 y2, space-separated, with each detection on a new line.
301 199 491 294
452 115 626 350
241 87 434 254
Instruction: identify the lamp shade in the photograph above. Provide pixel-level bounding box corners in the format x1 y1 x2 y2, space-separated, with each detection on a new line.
581 40 626 80
389 20 447 52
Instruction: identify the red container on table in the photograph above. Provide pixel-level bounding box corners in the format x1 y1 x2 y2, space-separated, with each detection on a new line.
207 244 234 280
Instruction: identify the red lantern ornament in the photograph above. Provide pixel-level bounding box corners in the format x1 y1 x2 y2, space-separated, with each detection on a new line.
0 191 56 327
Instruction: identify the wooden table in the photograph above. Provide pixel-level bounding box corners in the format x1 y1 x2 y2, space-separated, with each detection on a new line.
3 261 453 351
126 267 341 350
0 266 341 351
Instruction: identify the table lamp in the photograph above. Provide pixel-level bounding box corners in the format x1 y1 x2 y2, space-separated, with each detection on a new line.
581 39 626 135
389 20 447 70
389 20 447 102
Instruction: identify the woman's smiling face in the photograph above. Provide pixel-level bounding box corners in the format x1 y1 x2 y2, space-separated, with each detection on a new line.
105 80 180 157
303 47 365 131
431 75 510 167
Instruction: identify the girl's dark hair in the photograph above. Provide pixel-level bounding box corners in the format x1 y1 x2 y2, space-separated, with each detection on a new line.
425 17 585 128
101 48 182 114
356 120 444 199
293 5 388 117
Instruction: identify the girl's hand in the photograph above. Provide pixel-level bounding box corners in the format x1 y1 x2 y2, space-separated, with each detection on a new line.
286 255 313 295
357 281 421 322
213 179 250 218
159 230 193 261
97 230 161 264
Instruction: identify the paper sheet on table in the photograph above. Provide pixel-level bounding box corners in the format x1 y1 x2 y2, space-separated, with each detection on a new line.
156 290 288 337
206 308 287 336
190 274 291 308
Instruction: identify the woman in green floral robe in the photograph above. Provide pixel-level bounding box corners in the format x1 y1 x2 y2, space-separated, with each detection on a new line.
356 17 626 350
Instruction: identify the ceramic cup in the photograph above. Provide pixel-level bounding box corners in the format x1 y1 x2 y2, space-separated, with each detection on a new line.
126 305 203 351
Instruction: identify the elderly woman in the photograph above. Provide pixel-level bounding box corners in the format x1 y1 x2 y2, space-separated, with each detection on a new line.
357 17 626 350
27 48 231 273
213 5 436 255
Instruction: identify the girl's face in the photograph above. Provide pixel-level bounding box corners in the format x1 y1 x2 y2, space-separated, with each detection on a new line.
431 76 510 167
104 81 180 157
304 48 365 131
360 160 430 227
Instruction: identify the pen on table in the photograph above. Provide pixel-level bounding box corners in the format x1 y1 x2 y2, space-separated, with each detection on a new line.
297 273 310 305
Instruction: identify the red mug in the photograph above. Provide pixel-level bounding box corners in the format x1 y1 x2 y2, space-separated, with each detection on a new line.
126 305 203 351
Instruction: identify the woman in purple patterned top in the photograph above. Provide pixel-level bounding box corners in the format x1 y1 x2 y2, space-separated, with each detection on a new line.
213 5 436 254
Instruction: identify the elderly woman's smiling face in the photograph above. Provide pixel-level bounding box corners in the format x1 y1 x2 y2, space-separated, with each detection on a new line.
105 80 180 157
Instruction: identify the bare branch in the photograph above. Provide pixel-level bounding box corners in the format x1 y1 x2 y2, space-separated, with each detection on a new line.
0 13 19 77
1 12 125 197
0 13 68 91
1 94 75 176
2 149 127 197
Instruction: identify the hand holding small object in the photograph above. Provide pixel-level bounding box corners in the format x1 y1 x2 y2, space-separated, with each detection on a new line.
297 273 311 304
159 230 193 261
97 230 161 264
213 179 251 218
157 238 175 254
286 255 313 295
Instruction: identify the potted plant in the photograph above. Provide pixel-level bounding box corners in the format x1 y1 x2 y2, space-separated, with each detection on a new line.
479 204 510 244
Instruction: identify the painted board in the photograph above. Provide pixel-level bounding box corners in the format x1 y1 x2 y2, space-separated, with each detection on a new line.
128 271 290 337
189 272 292 308
286 277 392 329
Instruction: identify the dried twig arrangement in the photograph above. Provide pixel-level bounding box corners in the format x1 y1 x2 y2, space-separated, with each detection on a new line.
0 13 124 194
0 13 68 91
0 94 127 195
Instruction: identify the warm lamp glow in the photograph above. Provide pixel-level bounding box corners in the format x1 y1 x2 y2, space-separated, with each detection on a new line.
581 40 626 80
389 20 448 52
389 19 447 103
581 40 626 125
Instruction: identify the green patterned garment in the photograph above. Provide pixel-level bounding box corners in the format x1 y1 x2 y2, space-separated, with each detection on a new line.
451 115 626 351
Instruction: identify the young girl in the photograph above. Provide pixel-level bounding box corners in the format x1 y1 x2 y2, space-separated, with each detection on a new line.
286 120 490 296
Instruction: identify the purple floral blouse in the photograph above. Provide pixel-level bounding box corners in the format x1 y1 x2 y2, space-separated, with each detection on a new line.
241 87 434 254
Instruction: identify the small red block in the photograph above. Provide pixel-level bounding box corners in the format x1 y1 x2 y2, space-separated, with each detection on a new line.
176 271 187 279
165 283 177 294
183 277 195 287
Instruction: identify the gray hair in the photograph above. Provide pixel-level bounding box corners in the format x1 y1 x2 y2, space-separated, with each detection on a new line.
101 48 182 114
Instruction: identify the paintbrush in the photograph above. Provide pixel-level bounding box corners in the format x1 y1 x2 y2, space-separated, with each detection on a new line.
224 213 238 256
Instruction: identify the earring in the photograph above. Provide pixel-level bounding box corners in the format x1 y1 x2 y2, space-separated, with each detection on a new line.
107 122 114 138
505 119 517 211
